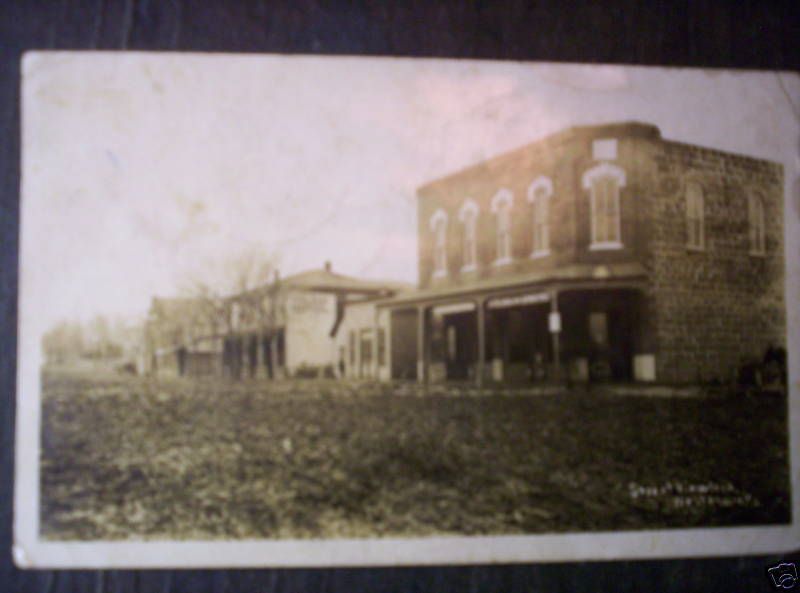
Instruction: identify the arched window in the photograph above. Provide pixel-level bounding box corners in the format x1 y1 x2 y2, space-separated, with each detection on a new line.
458 199 479 272
748 193 766 255
429 208 448 277
582 163 626 250
490 189 514 264
527 176 553 257
686 181 705 250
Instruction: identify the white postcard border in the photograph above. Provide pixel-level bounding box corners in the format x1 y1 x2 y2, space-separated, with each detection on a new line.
13 53 800 568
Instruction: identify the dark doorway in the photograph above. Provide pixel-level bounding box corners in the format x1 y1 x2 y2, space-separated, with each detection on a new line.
247 335 258 378
263 337 274 379
560 288 641 382
487 303 551 383
442 311 476 380
390 308 418 380
177 346 187 376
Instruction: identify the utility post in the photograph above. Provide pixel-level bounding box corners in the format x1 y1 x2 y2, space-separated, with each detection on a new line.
416 305 427 384
476 297 486 389
549 289 562 383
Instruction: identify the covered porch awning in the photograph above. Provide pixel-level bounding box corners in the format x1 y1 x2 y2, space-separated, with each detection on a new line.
374 262 650 387
375 262 648 311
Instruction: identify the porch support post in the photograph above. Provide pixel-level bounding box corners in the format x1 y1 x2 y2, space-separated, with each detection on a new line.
551 290 561 382
231 336 238 380
255 333 265 378
220 338 227 379
372 307 379 380
246 335 254 378
241 335 248 379
416 305 428 384
270 333 279 380
385 307 393 381
476 297 486 388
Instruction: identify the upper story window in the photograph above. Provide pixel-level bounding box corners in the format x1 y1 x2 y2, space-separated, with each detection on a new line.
490 189 514 265
527 176 553 258
458 199 479 272
582 162 626 250
748 192 766 255
429 208 448 277
686 182 705 250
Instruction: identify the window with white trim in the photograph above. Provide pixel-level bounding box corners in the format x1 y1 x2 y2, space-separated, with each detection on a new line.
748 193 766 255
686 181 705 250
458 199 479 271
582 163 626 250
527 176 553 257
429 209 448 277
490 189 514 264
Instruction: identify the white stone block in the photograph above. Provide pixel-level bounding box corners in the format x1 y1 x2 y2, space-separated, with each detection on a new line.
570 357 589 382
592 138 617 160
492 358 504 381
634 354 656 382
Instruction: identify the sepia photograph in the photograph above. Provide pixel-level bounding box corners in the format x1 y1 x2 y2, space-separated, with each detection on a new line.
14 53 800 567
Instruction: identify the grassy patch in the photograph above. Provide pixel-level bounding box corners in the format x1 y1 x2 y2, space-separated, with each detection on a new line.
39 369 791 540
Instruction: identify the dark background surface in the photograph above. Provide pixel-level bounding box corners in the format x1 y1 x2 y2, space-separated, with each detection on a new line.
1 1 798 591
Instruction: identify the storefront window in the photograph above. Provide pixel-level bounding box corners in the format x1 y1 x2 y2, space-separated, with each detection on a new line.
589 312 608 347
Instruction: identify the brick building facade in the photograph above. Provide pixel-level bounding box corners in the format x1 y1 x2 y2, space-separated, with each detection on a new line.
377 121 784 385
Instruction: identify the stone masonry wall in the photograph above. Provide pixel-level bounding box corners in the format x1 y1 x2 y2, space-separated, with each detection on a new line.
646 140 785 384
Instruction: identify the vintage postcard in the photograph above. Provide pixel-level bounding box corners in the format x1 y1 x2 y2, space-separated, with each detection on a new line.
14 52 800 567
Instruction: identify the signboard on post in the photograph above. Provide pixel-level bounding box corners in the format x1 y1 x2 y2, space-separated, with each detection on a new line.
548 311 562 333
487 292 549 310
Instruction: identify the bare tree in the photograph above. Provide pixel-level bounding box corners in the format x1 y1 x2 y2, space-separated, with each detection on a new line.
177 246 280 379
181 247 278 330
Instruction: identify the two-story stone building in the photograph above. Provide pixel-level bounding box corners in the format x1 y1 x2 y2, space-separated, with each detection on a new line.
371 121 784 385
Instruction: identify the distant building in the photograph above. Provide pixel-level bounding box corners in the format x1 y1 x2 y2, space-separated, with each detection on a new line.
334 298 396 381
144 297 222 377
223 262 409 379
372 122 785 385
144 262 409 379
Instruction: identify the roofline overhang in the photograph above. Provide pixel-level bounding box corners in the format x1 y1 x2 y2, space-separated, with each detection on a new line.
376 263 649 309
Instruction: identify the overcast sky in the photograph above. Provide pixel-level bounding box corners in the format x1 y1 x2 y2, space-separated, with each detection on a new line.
20 53 799 331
